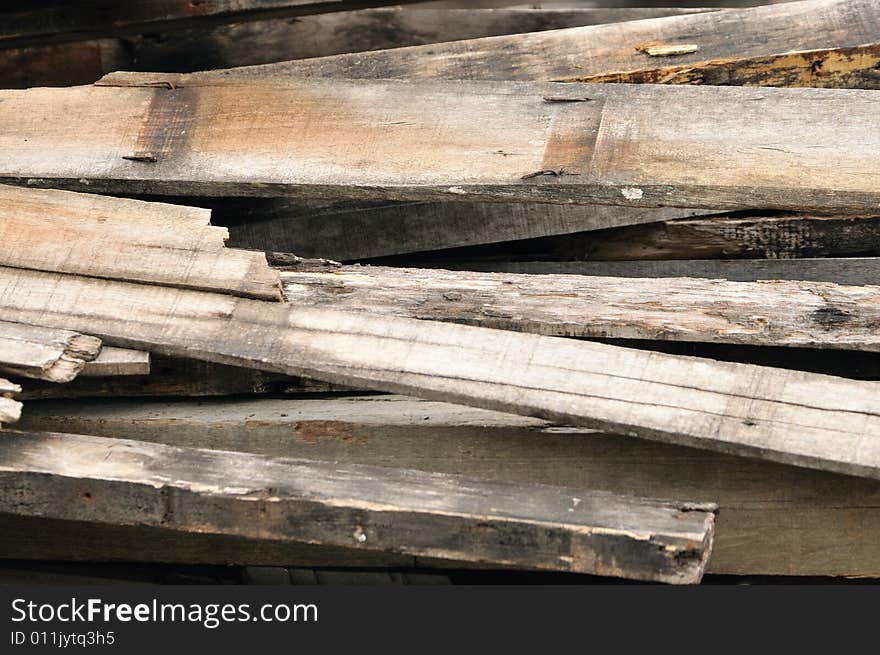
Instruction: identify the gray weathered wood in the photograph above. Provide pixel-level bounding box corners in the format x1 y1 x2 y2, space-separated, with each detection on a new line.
279 265 880 351
2 266 880 480
460 258 880 286
220 198 711 260
0 430 717 583
405 213 880 263
80 348 151 378
110 0 880 89
0 321 102 383
4 81 880 213
15 394 880 577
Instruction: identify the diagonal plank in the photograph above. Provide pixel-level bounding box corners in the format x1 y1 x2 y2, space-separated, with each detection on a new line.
1 266 879 480
0 430 717 583
278 266 880 351
0 321 102 383
2 81 880 212
102 0 880 89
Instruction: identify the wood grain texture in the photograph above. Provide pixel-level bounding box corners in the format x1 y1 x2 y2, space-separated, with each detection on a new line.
2 266 880 480
17 394 880 577
0 378 22 425
403 213 880 264
80 348 151 377
0 430 717 583
108 0 880 89
219 198 711 261
0 321 102 383
279 266 880 351
4 81 880 212
466 258 880 286
129 6 716 72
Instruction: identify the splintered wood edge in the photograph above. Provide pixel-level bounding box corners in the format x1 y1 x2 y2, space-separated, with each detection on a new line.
0 431 718 583
0 327 102 383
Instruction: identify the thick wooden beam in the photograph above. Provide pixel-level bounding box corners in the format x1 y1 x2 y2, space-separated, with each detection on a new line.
398 213 880 263
15 394 880 577
2 266 880 480
0 321 102 383
0 379 22 425
461 258 880 286
107 0 880 89
279 266 880 351
0 430 717 583
3 81 880 212
219 198 711 261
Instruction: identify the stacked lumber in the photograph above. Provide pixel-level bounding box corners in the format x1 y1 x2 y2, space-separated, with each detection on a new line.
2 0 880 585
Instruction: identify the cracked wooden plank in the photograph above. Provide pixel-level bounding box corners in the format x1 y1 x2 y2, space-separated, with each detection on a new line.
0 378 22 426
2 266 880 480
279 265 880 351
462 258 880 286
15 393 880 577
0 321 102 383
103 0 880 90
218 198 713 261
0 430 717 583
0 185 280 301
3 81 880 212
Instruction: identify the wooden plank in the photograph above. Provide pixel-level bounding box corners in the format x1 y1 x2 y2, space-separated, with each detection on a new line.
0 321 102 383
398 213 880 263
4 82 880 213
0 379 22 426
129 6 716 72
2 266 880 480
279 265 880 351
0 430 717 583
0 1 422 47
15 394 880 577
219 198 712 260
80 348 151 378
108 0 880 89
461 258 880 286
0 206 282 301
18 355 341 400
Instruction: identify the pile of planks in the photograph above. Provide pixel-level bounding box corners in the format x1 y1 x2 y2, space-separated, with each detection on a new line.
1 0 879 585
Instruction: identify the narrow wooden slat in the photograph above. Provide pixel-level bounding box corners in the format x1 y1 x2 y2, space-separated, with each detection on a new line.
129 6 717 72
0 321 102 383
0 430 717 583
279 266 880 351
463 258 880 286
2 266 880 480
80 348 151 378
3 81 880 212
219 198 712 261
16 394 880 577
0 379 22 425
105 0 880 89
400 212 880 263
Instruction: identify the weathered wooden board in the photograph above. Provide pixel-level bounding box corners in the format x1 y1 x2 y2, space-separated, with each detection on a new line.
15 394 880 577
0 321 102 383
403 213 880 264
0 430 717 583
219 198 711 260
4 81 880 213
0 210 281 300
2 266 880 480
109 0 880 89
129 6 716 72
80 348 151 378
279 266 880 351
463 258 880 286
0 378 22 425
18 355 340 401
0 1 422 47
